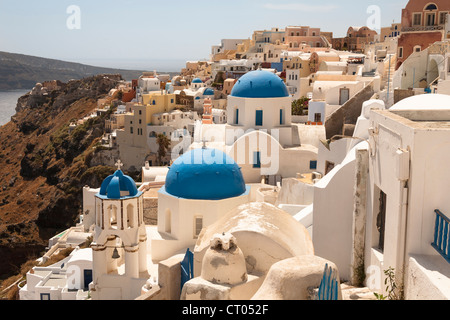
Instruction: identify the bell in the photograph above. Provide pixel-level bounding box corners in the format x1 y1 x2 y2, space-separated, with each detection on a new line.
112 248 120 259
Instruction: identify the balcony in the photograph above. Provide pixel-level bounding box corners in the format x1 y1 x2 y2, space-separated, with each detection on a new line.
432 209 450 263
402 25 443 33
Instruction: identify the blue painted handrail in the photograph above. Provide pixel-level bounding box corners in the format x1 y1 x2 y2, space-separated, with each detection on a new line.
431 209 450 263
317 263 339 300
180 248 194 291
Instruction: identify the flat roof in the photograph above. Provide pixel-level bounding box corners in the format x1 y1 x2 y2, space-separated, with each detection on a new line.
373 109 450 130
42 275 66 288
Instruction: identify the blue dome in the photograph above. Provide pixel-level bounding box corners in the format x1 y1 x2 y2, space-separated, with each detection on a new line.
192 78 203 84
203 88 214 96
164 148 247 200
98 170 141 200
230 70 289 98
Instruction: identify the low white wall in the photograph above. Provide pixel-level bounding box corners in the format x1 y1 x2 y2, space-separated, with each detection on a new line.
276 178 314 206
405 254 450 300
312 147 358 282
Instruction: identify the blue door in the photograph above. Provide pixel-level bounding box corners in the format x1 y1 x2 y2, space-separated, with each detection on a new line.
84 270 93 290
255 110 263 126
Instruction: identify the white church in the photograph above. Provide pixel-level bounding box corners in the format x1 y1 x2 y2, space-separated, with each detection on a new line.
194 70 321 184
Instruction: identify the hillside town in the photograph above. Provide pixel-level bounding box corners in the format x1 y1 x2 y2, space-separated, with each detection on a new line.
11 0 450 301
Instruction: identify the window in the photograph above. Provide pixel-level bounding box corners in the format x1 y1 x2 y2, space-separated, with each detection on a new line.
310 160 317 170
280 109 284 125
314 113 322 123
425 4 437 11
165 210 171 233
398 47 403 58
414 45 421 52
139 110 142 115
127 204 134 229
139 119 142 124
194 216 203 238
413 13 422 26
40 293 50 300
440 12 448 24
253 152 261 168
255 110 263 126
130 127 134 134
235 108 239 125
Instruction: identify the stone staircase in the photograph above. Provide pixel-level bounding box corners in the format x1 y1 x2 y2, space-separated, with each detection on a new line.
380 54 397 107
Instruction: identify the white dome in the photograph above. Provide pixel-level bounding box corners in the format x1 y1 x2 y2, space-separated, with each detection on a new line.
391 94 450 111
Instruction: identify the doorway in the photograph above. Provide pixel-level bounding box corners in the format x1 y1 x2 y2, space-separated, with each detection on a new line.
84 269 93 290
340 88 350 105
376 190 387 252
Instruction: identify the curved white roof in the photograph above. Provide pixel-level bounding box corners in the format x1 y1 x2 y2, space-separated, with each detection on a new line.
391 94 450 110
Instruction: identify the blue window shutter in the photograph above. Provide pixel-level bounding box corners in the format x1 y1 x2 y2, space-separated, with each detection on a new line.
280 109 283 125
253 152 261 168
235 109 239 124
256 110 263 126
310 160 317 170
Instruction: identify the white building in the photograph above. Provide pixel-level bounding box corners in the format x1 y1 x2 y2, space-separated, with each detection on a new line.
211 39 247 57
312 94 450 299
19 247 93 301
193 70 321 185
151 147 251 261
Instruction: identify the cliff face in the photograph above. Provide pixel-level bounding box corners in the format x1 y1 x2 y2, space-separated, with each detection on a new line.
0 75 120 278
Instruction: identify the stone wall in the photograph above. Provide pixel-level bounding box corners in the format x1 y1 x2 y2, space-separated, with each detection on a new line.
394 88 415 104
143 198 158 225
325 82 375 139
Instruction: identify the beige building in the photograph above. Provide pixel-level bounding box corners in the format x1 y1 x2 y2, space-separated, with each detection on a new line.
115 92 178 170
285 26 329 51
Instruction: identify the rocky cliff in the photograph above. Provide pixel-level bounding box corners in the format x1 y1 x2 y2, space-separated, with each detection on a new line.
0 51 144 91
0 75 122 278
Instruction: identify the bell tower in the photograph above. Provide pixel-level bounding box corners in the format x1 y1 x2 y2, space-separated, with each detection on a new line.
90 161 149 300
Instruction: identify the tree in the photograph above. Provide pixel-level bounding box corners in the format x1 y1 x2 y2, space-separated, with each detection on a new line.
292 96 310 116
156 133 171 166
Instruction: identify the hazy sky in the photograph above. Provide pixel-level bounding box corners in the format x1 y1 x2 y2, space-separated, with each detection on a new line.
0 0 408 71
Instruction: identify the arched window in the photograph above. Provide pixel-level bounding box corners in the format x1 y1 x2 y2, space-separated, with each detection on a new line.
109 205 118 229
165 209 171 234
127 204 135 229
97 204 102 227
424 3 437 11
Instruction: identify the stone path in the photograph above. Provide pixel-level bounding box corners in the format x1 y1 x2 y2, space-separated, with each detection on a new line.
341 283 378 300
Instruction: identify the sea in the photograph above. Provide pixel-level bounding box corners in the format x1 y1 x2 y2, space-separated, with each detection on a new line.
0 90 30 127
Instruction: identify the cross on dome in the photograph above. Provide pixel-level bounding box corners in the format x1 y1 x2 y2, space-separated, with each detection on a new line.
115 160 124 171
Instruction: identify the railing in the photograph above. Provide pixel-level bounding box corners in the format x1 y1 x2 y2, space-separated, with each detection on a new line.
180 248 194 291
317 263 339 300
432 209 450 263
402 25 443 32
